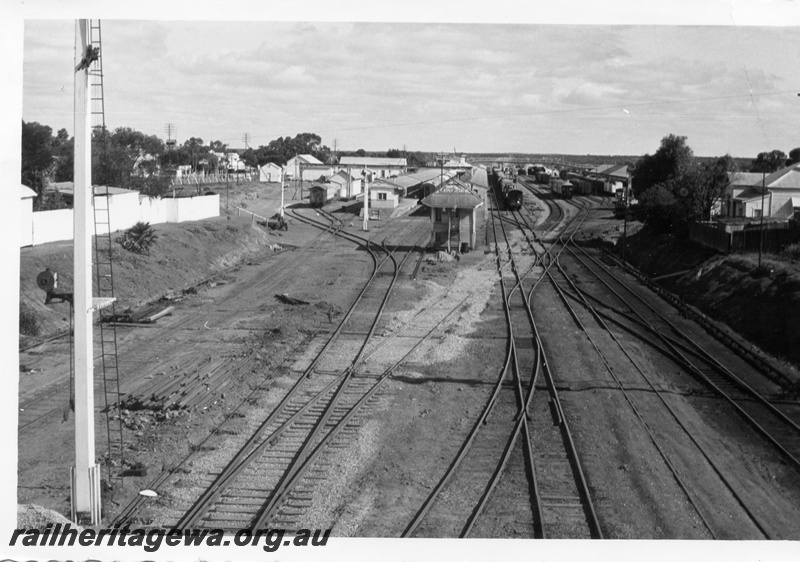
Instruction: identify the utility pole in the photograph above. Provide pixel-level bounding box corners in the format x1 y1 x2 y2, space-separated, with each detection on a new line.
758 168 767 267
72 19 102 525
164 123 176 169
622 179 630 264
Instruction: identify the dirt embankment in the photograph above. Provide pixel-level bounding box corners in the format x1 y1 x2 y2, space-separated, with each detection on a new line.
19 214 278 346
623 228 800 369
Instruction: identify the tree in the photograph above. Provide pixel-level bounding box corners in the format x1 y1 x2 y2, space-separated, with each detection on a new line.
631 134 694 197
749 149 787 174
54 136 74 182
53 128 70 147
21 121 55 205
692 155 735 221
788 147 800 166
356 148 366 157
209 140 228 153
634 183 677 232
264 133 331 164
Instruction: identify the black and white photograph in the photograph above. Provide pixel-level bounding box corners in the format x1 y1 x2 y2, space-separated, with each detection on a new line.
4 1 800 559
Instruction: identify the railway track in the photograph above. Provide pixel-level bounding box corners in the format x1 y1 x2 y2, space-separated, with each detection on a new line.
113 206 437 530
403 183 601 538
552 198 800 474
511 193 800 538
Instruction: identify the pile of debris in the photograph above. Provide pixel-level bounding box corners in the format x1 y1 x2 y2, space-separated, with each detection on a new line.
105 302 174 325
118 355 253 413
428 250 458 263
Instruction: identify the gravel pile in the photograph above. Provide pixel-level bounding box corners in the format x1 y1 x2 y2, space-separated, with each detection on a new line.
17 503 78 530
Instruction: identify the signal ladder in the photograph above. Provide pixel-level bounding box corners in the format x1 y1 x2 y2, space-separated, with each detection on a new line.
89 19 126 488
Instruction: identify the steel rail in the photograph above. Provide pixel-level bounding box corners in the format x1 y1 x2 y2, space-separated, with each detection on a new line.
182 209 427 530
553 247 768 538
459 194 543 538
254 287 478 529
562 231 800 470
177 208 397 528
509 200 605 538
249 231 420 528
527 196 766 538
400 191 523 538
112 331 318 527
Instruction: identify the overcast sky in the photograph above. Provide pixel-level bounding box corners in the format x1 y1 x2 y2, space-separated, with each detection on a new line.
15 3 800 158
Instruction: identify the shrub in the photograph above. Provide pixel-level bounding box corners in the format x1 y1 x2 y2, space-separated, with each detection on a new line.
781 243 800 261
117 222 158 255
20 302 40 337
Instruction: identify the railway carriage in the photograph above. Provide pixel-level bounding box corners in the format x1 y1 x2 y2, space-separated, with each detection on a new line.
550 179 573 199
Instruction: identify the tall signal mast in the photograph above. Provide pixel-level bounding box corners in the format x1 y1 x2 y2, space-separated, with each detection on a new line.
72 18 107 525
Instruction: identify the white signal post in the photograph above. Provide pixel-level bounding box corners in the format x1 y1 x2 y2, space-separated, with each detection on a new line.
280 174 285 218
72 19 102 524
362 167 369 231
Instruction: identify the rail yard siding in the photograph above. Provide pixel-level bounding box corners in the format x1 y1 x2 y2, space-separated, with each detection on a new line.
22 194 220 247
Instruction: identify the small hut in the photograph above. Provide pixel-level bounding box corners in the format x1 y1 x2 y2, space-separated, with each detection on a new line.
309 183 338 207
420 180 483 252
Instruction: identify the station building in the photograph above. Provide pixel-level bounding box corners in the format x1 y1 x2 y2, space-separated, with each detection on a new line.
338 157 407 179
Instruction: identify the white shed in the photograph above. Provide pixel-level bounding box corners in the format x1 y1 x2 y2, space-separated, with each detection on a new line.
369 179 401 210
258 162 283 183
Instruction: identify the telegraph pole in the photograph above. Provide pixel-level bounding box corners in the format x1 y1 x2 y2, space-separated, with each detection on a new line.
758 169 767 267
164 123 176 168
73 19 102 524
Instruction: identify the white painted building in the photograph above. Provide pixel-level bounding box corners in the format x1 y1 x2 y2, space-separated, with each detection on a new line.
285 154 331 181
338 157 407 179
731 163 800 218
328 169 363 198
369 179 401 210
258 162 284 183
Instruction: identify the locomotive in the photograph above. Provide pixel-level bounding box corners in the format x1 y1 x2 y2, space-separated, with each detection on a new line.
490 167 524 211
502 178 524 210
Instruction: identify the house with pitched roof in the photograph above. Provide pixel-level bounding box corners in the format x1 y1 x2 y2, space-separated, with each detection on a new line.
730 163 800 219
285 154 332 182
258 162 283 183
